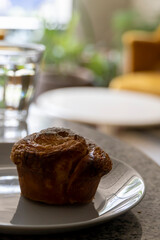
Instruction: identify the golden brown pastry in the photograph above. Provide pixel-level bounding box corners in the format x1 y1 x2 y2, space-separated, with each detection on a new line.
10 127 112 205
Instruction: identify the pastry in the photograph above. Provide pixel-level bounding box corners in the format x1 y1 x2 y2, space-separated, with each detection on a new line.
10 127 112 204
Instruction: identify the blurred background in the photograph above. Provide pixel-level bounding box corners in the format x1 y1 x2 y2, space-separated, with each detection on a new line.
0 0 160 164
0 0 160 93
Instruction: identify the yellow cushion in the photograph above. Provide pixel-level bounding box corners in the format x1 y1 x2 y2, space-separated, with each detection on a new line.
109 72 160 96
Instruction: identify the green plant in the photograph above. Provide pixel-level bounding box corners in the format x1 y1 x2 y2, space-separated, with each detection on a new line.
40 16 84 68
38 16 118 87
80 46 118 86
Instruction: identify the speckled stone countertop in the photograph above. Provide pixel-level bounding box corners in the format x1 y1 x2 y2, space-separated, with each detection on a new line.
1 118 160 240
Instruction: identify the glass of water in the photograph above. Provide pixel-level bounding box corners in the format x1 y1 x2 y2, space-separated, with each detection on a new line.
0 42 45 142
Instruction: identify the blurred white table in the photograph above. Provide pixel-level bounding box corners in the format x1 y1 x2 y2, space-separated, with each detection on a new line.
34 87 160 166
36 87 160 127
29 103 160 166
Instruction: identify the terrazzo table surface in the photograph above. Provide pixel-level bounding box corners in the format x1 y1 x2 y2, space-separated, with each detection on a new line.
1 117 160 240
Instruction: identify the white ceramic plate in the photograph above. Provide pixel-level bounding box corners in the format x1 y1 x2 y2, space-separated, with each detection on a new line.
36 87 160 127
0 143 145 234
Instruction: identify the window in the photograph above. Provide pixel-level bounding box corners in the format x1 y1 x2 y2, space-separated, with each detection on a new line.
0 0 73 42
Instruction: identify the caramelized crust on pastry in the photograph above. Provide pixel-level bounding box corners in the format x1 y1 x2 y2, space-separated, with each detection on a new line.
11 127 112 204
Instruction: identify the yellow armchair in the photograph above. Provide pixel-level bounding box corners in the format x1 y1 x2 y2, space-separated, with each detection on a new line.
122 27 160 72
109 27 160 96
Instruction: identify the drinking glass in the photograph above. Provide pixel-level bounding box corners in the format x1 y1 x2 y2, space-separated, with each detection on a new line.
0 42 45 142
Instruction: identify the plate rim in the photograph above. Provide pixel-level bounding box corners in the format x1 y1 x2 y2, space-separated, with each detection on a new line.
0 156 146 234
